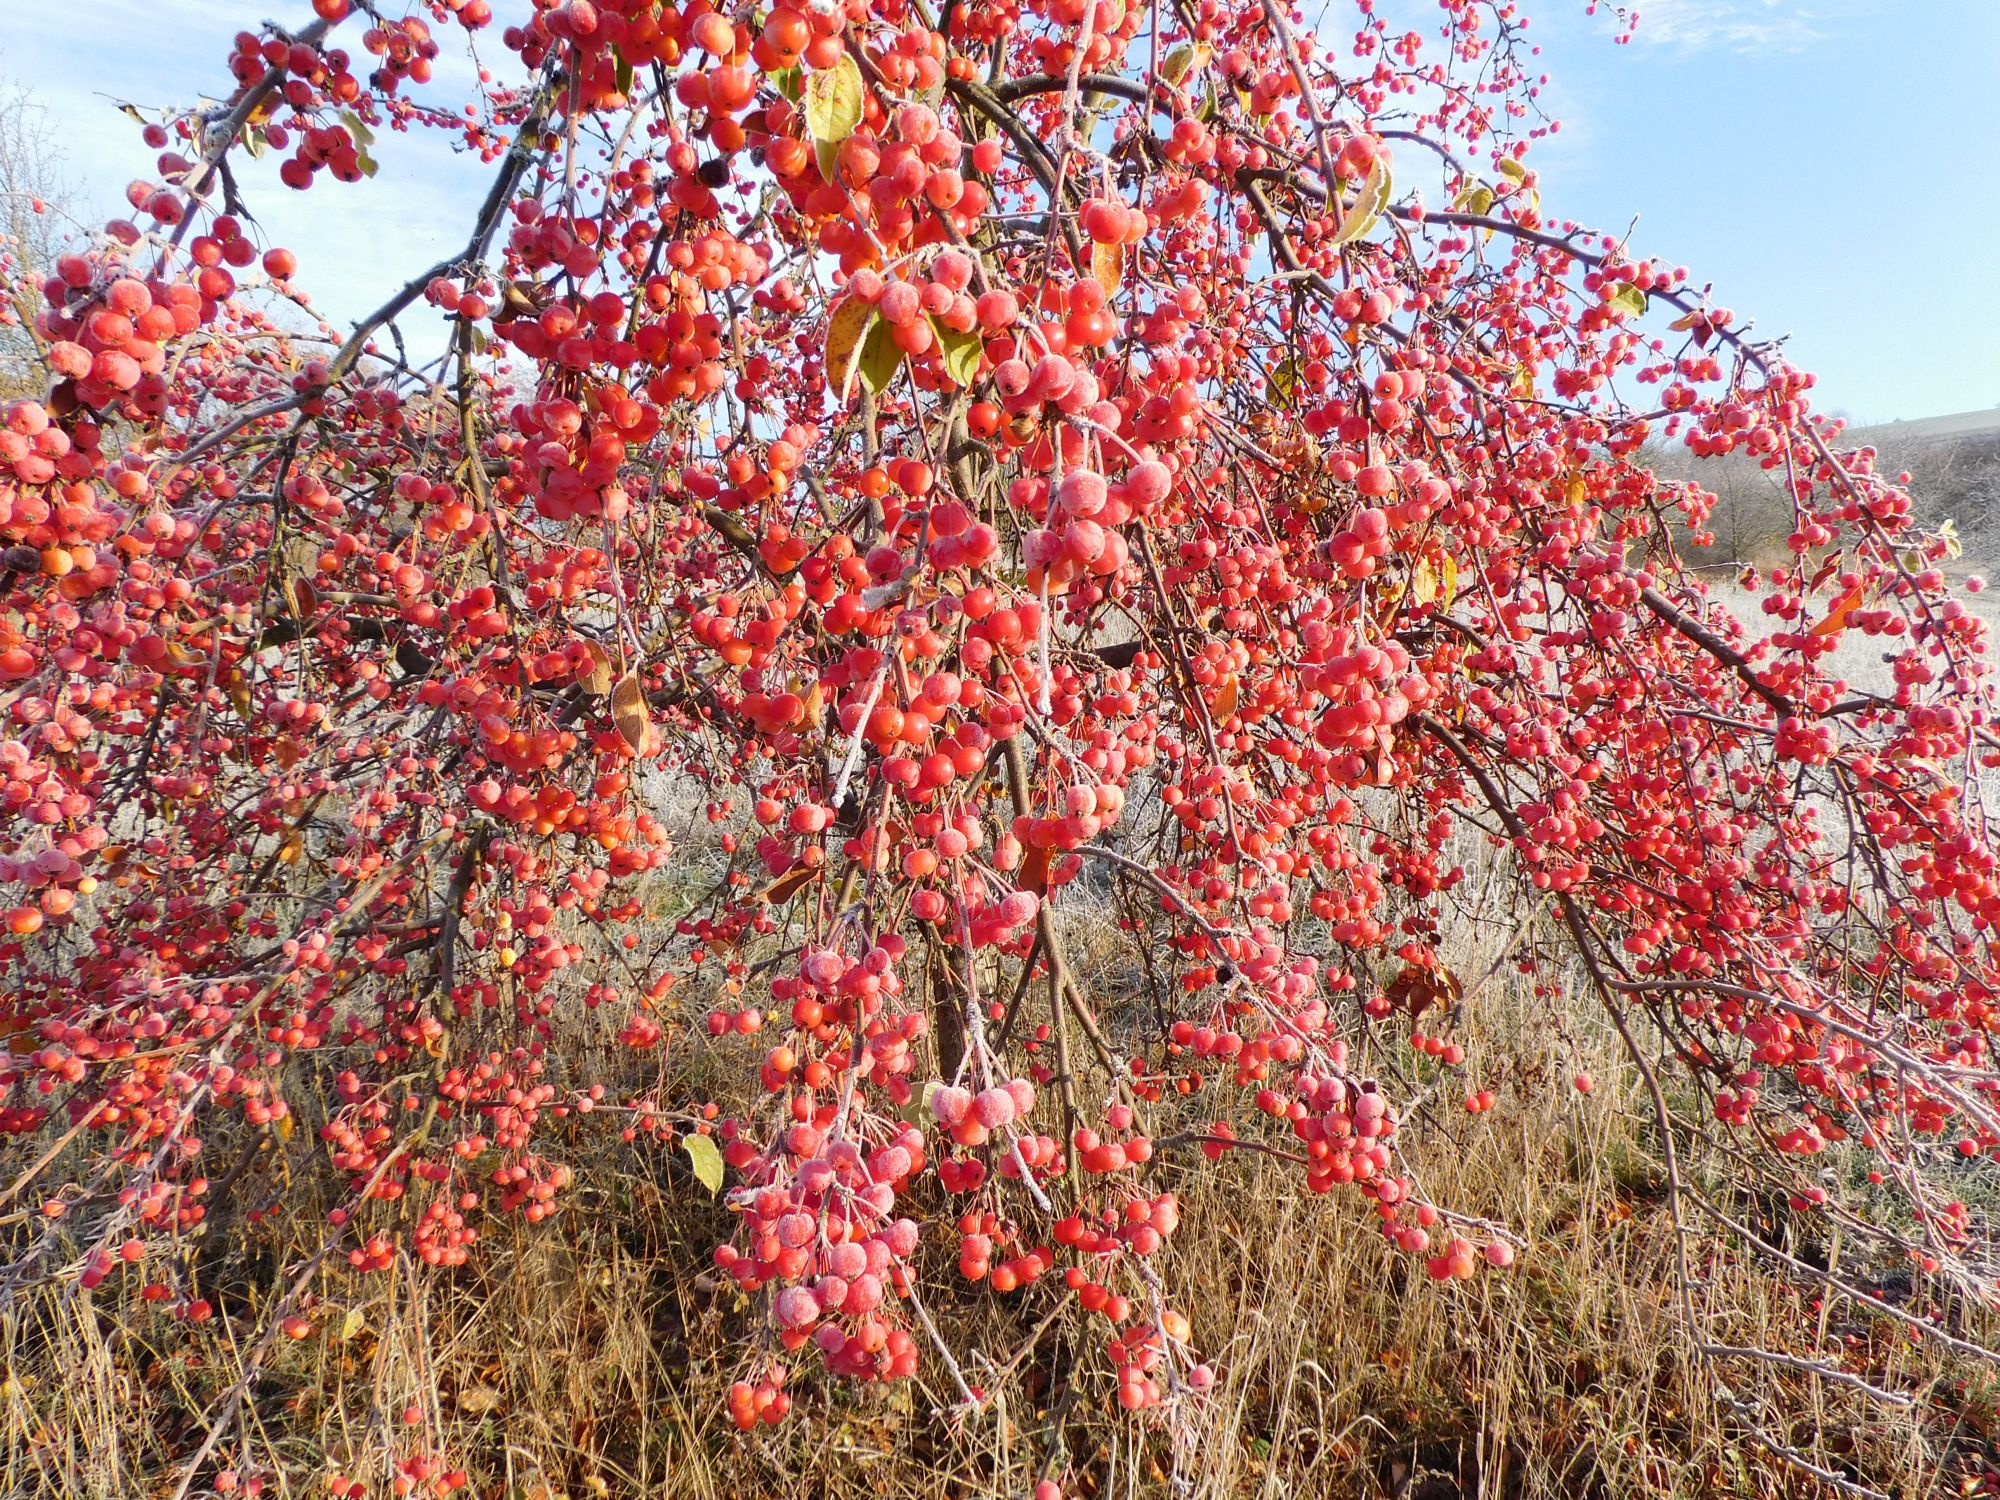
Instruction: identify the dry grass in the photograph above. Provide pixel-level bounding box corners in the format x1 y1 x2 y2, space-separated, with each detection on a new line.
8 901 1995 1500
5 815 1995 1498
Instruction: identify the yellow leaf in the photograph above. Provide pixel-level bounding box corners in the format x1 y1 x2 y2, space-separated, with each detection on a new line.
1160 42 1210 86
610 669 653 756
1265 357 1298 403
683 1133 724 1195
1495 157 1528 183
1410 557 1441 608
855 315 905 397
1331 157 1392 246
805 52 864 182
1208 673 1239 722
579 639 614 696
339 1306 366 1342
1452 182 1494 216
824 295 876 402
1091 238 1124 299
931 319 982 387
1606 283 1648 319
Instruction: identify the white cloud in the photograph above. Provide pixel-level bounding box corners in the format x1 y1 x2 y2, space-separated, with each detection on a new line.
1625 0 1839 54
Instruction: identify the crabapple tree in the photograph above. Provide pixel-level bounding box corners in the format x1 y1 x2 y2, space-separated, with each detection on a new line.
3 0 1998 1485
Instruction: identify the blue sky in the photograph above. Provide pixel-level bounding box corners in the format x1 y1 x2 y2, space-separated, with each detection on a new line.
2 0 1993 423
1516 0 2000 423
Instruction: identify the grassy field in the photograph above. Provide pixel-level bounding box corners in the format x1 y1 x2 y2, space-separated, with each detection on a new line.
8 851 1997 1500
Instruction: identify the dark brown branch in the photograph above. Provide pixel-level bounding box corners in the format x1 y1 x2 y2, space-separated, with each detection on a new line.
1637 585 1794 716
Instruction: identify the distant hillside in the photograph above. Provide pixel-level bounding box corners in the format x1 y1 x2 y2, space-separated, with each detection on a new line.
1857 407 2000 445
1646 406 2000 566
1847 407 2000 536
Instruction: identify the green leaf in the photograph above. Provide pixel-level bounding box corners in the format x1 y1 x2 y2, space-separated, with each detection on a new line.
857 316 904 397
770 66 802 102
1607 283 1647 319
1330 156 1391 247
615 49 634 98
243 127 267 160
932 321 982 388
683 1133 724 1195
805 52 864 182
356 149 379 179
338 109 375 148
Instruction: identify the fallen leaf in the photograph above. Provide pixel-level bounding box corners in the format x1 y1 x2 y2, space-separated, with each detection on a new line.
457 1384 502 1415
